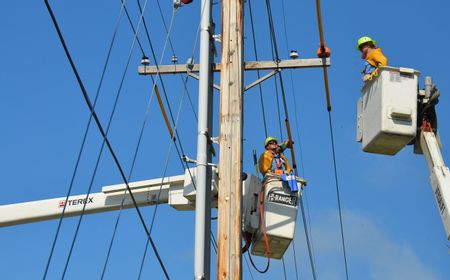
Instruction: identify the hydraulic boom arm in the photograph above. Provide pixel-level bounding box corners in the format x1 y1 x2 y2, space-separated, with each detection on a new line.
420 131 450 240
0 168 218 227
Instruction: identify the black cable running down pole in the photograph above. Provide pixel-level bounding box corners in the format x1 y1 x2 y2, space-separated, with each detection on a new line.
43 1 170 279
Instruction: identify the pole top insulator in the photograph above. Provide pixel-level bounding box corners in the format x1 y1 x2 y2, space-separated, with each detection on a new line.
141 56 150 66
289 50 299 60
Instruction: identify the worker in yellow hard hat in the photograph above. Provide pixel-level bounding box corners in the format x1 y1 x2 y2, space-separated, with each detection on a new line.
258 137 293 176
357 36 388 81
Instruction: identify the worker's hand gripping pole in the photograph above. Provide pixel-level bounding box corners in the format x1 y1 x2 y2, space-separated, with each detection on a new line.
285 119 297 170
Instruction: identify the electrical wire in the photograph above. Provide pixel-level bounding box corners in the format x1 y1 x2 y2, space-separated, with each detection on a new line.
263 0 318 278
42 3 125 279
291 239 300 278
135 0 196 193
137 86 186 280
281 257 288 279
102 6 184 276
274 76 284 140
279 0 315 277
99 88 156 280
247 0 268 138
96 3 185 278
132 1 220 276
243 254 255 280
61 3 152 275
327 112 350 280
99 7 170 280
211 230 218 254
314 0 350 278
43 1 170 279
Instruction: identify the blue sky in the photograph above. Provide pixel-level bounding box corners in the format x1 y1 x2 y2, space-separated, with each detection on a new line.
1 0 450 279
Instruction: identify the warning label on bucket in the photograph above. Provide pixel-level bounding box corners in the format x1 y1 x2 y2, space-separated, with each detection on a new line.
267 192 298 207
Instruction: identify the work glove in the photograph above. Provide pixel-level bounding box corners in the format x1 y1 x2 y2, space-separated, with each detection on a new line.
362 74 371 82
285 140 294 148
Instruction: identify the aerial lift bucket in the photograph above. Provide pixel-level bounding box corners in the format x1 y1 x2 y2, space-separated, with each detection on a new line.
356 68 450 240
357 66 420 155
242 174 305 259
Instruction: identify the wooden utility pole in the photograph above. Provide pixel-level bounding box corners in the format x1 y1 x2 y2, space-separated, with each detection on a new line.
217 0 244 278
138 6 329 276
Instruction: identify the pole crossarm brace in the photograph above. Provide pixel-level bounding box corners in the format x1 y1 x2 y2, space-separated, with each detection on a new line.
138 58 330 75
187 72 221 91
244 69 279 92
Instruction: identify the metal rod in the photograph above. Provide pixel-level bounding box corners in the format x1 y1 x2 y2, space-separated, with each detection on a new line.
244 70 278 91
195 0 213 278
188 72 220 91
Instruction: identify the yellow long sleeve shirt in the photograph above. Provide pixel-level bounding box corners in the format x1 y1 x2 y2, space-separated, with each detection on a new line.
258 150 293 176
366 48 388 68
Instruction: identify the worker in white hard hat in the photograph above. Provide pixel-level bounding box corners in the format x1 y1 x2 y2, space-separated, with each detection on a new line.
357 36 388 81
258 137 293 176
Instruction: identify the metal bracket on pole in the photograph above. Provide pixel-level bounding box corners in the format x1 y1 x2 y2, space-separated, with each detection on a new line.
182 155 217 168
244 69 279 92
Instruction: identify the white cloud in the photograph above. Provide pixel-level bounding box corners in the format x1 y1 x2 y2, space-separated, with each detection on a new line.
293 210 441 280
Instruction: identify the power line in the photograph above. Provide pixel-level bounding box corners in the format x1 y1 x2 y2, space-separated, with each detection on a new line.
281 257 288 279
137 120 182 279
99 3 178 278
279 0 315 276
263 0 318 278
96 2 186 278
122 1 146 55
43 1 170 278
313 0 350 278
135 0 196 192
132 1 220 276
291 239 300 278
327 112 349 280
42 3 125 279
137 82 188 280
61 2 152 275
247 0 268 138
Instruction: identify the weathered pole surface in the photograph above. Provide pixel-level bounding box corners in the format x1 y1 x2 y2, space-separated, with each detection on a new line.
217 0 244 279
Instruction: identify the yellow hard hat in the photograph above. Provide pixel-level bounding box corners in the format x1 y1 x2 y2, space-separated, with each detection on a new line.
357 36 377 50
264 137 278 147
